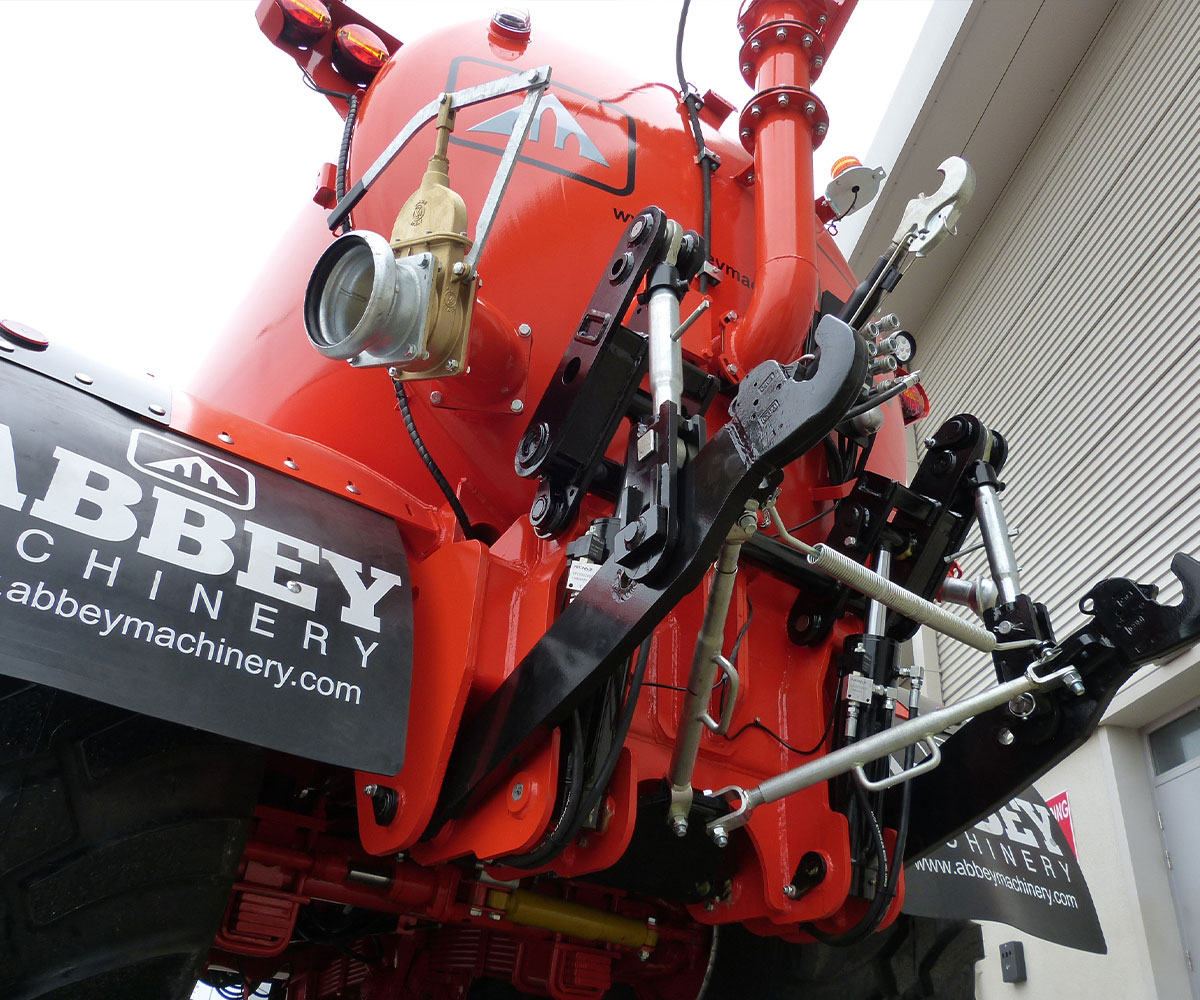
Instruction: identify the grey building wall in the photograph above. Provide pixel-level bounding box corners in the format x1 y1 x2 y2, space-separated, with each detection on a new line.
900 0 1200 994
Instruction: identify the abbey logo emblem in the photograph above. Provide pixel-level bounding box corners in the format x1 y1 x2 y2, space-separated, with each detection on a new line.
469 93 609 167
127 429 256 510
446 56 635 197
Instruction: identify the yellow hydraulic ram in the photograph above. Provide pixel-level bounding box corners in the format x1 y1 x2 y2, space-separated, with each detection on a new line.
484 889 659 950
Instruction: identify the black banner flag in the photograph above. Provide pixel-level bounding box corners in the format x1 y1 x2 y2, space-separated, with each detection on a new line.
903 785 1106 953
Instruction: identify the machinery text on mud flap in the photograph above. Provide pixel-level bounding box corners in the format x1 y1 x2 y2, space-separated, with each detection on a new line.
0 364 413 774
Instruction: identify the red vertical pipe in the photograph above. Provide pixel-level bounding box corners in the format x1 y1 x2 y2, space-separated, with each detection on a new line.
726 0 856 375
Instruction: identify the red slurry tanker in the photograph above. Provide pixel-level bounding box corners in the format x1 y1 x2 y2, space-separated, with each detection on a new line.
2 2 1197 998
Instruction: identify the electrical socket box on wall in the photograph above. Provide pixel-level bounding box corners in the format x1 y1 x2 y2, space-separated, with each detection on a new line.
999 940 1027 983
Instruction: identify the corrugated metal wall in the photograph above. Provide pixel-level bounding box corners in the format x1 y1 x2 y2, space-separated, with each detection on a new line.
916 0 1200 702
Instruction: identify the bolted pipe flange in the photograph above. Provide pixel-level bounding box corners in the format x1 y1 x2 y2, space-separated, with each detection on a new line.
738 18 827 89
737 86 829 154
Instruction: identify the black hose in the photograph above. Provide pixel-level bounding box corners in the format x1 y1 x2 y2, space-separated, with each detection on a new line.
336 92 360 234
393 382 476 539
803 779 891 946
498 639 652 870
676 0 714 292
499 710 585 869
842 379 911 421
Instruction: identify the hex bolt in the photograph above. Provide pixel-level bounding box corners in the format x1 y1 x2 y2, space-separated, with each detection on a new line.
728 364 739 375
741 62 751 74
813 55 825 70
430 390 444 405
814 122 827 138
802 32 813 47
388 366 399 378
671 816 689 838
845 535 858 547
804 100 817 116
446 359 459 373
511 781 525 801
1062 669 1086 696
711 825 730 848
750 105 762 118
750 39 761 51
517 323 532 338
778 94 789 107
740 129 751 140
452 261 466 276
776 26 787 39
923 435 938 448
783 885 799 899
998 727 1015 746
510 399 524 414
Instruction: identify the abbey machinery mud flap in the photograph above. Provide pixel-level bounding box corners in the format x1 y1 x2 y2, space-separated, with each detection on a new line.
0 347 412 775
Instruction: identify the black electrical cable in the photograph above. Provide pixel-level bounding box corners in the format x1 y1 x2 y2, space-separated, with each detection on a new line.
676 0 714 292
335 92 360 234
301 68 356 101
394 382 476 539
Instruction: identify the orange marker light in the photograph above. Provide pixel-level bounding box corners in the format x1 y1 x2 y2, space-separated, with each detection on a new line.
334 24 391 84
830 155 862 179
276 0 331 47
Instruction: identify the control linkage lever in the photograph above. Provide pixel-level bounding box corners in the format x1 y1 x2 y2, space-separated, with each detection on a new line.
431 315 868 828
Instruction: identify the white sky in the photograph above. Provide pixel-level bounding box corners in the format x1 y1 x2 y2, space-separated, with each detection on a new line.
0 0 932 387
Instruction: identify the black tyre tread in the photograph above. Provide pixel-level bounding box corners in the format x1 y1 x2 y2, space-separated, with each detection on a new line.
0 680 262 1000
705 914 983 1000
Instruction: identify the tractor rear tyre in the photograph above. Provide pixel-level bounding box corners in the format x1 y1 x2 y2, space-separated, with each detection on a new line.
0 680 262 1000
706 913 983 999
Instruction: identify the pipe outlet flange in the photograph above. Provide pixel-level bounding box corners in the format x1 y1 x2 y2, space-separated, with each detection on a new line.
738 86 829 153
304 229 436 368
738 19 827 87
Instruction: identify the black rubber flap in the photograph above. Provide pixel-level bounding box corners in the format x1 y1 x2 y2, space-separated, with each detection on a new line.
0 361 411 774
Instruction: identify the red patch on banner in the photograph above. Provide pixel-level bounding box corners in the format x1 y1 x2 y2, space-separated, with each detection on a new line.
1046 790 1076 857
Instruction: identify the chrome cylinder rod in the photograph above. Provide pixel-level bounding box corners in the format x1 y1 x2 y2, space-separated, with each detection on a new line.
647 222 684 412
865 549 893 635
974 482 1021 605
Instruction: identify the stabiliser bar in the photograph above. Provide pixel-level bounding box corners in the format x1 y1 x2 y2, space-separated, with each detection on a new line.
431 314 869 827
